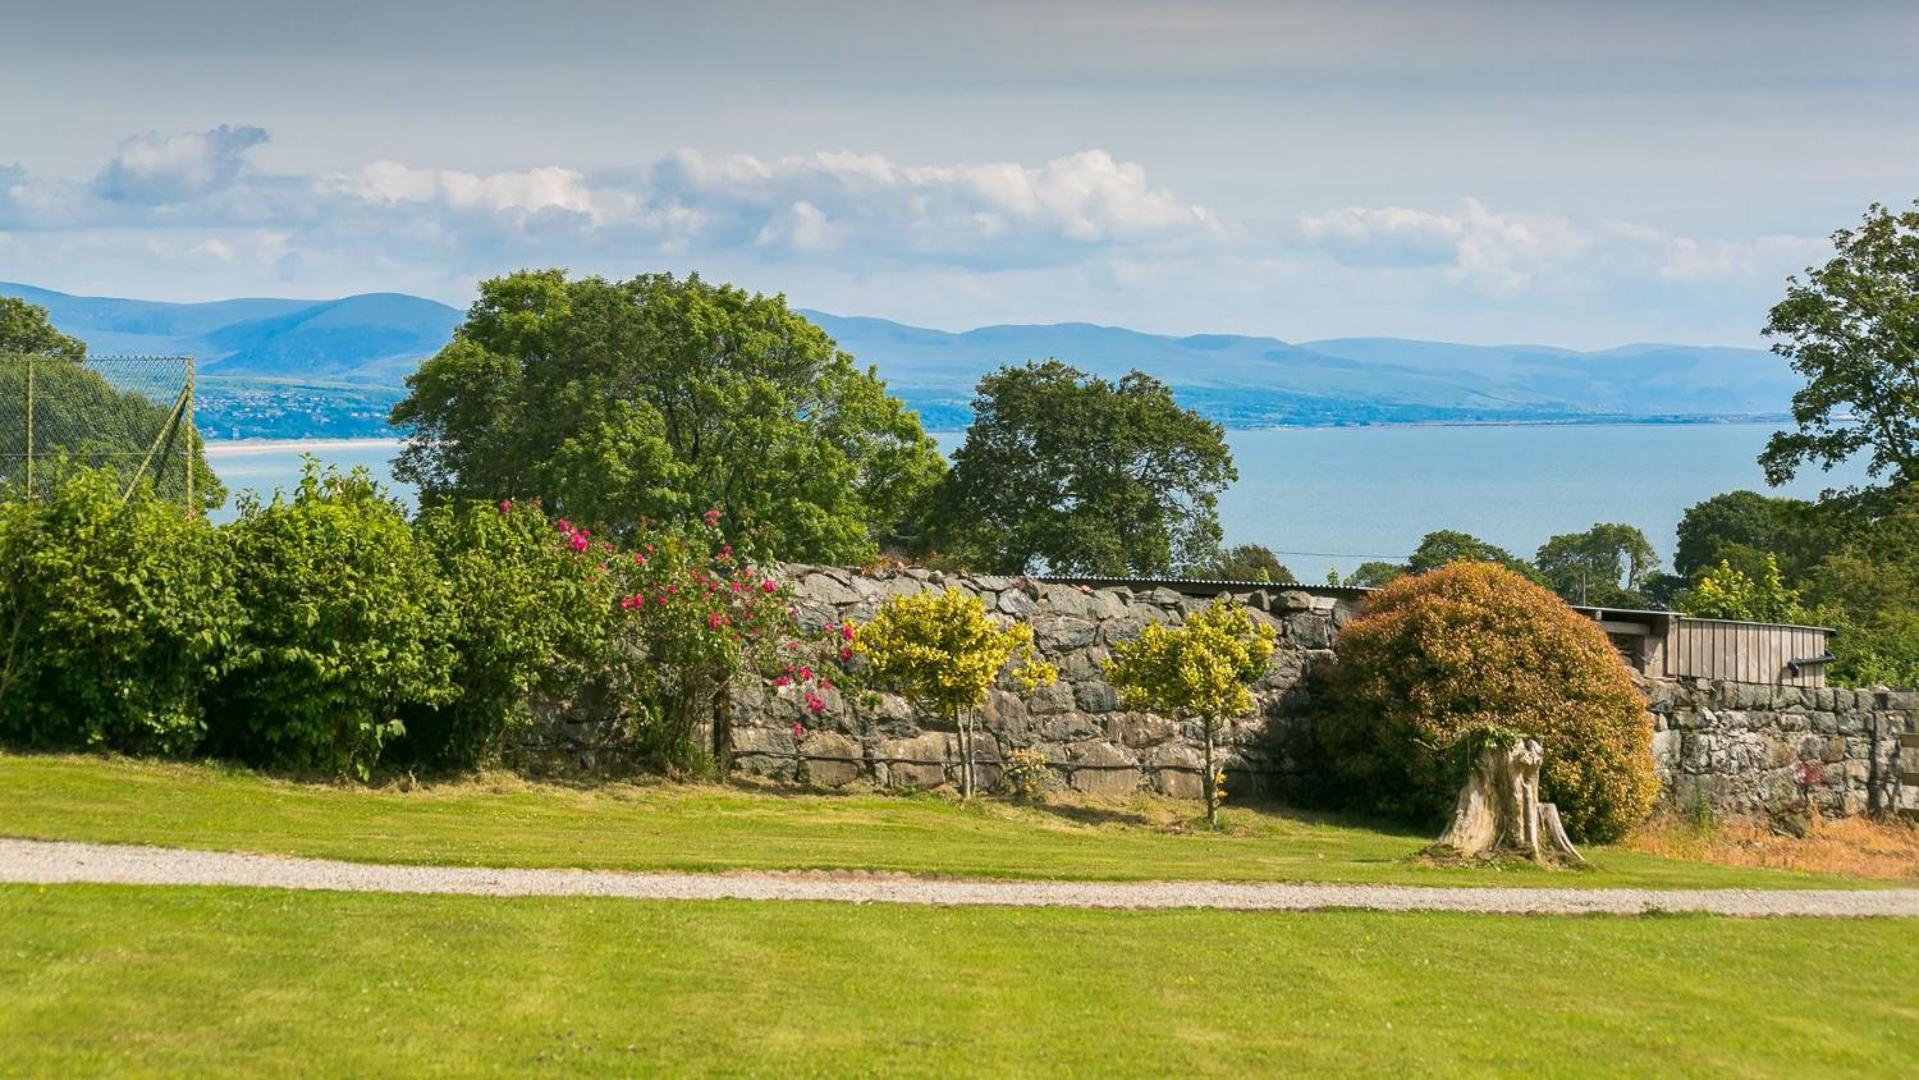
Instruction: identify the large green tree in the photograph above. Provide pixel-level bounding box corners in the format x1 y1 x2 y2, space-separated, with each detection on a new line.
1760 201 1919 490
929 360 1236 576
1673 490 1837 581
1534 523 1660 607
1 297 221 509
1405 529 1536 578
390 270 944 563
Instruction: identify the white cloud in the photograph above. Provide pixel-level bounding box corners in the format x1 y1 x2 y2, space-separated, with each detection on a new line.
1299 197 1820 296
94 125 268 205
320 161 599 219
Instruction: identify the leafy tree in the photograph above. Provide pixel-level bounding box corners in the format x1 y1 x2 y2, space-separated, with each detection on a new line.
1534 523 1660 607
212 464 456 778
1316 562 1658 841
1105 600 1277 826
1676 555 1813 624
1804 486 1919 685
1760 201 1919 489
1405 530 1536 578
851 589 1056 801
0 298 222 509
407 499 619 767
930 361 1236 576
1342 560 1406 587
1196 542 1294 583
0 468 240 755
1673 490 1837 581
391 270 944 564
0 296 87 360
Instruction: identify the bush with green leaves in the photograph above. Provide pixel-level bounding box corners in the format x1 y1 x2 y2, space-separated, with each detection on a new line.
1105 600 1276 826
0 468 240 755
212 463 455 777
1315 562 1658 842
406 499 618 767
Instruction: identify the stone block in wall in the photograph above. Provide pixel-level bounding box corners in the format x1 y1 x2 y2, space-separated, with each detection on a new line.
1110 711 1179 748
998 589 1040 618
876 732 951 789
1144 743 1204 799
1091 589 1132 620
1285 612 1334 649
1066 740 1141 795
1033 615 1098 652
1056 646 1111 681
1039 584 1101 619
732 724 798 779
1074 681 1121 714
983 688 1030 735
1035 711 1104 742
1272 589 1313 613
1027 680 1075 715
799 732 864 788
799 571 862 606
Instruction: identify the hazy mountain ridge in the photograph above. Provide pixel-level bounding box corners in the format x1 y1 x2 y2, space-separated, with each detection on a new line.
4 282 1795 436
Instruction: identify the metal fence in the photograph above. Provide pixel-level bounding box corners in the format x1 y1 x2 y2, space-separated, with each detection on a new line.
0 353 202 507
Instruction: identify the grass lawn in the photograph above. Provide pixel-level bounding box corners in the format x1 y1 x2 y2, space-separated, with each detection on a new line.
2 884 1914 1076
0 753 1885 889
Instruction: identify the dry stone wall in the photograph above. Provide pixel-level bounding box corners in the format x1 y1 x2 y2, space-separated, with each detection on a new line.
1643 676 1915 817
536 563 1915 819
726 566 1352 799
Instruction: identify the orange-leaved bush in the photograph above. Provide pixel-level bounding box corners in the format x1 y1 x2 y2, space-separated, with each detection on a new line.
1316 561 1657 841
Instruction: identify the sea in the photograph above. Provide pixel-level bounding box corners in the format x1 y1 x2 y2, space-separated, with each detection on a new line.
202 422 1872 580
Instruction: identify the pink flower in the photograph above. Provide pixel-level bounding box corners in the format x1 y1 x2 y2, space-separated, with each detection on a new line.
498 499 513 513
791 722 806 740
704 508 722 527
633 552 647 566
569 534 589 553
805 694 825 714
797 666 814 682
708 611 725 629
818 676 833 692
773 674 791 688
839 646 853 663
839 624 854 641
761 580 778 594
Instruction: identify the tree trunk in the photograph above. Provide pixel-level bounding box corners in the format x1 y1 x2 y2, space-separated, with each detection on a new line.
956 710 975 802
1201 721 1218 828
1435 738 1583 864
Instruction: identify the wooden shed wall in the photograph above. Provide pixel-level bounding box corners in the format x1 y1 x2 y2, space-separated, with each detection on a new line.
1662 618 1831 686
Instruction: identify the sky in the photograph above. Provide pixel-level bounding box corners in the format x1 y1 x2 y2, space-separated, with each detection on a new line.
3 0 1917 347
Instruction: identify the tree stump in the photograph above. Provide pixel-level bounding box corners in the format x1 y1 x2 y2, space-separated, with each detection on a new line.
1435 738 1583 864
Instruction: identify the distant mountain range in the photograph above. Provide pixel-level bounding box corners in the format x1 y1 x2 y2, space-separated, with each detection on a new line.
4 281 1797 437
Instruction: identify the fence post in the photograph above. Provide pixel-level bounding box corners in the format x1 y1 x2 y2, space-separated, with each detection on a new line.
184 356 195 515
23 354 32 497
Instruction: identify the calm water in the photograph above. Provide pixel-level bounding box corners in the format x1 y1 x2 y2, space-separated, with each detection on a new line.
205 423 1869 579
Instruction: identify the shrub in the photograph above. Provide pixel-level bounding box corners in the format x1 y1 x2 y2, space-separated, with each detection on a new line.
1315 562 1657 841
212 463 454 777
1106 600 1276 826
0 468 240 755
407 499 617 767
853 588 1056 800
606 512 799 772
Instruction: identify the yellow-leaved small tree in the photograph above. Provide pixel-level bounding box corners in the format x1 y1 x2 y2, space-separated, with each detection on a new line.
853 588 1057 800
1106 600 1277 826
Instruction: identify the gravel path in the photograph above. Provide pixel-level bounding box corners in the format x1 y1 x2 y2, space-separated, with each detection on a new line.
4 837 1917 917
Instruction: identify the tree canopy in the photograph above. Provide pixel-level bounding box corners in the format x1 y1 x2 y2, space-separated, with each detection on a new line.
1760 200 1919 490
1534 523 1660 607
1 297 221 509
1195 542 1294 583
390 270 945 564
1405 530 1535 578
929 360 1236 576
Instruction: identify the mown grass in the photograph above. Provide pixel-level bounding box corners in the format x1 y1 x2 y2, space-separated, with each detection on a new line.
0 753 1885 889
2 884 1915 1077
